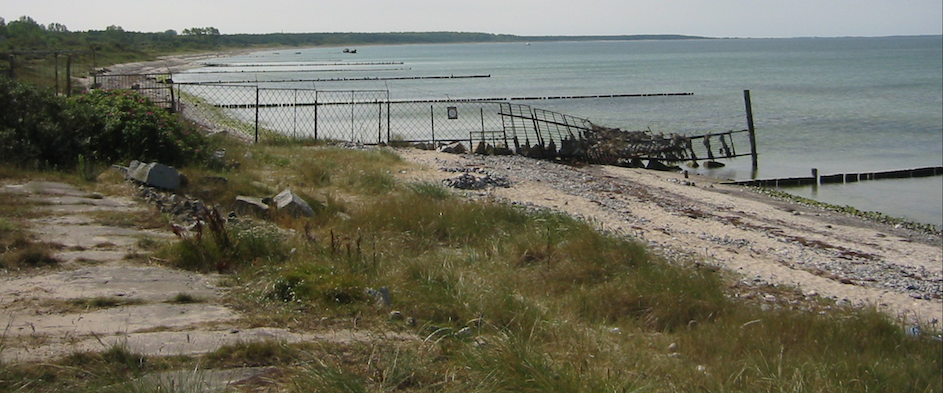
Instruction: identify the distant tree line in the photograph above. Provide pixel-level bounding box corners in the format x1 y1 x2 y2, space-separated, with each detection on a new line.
1 15 708 56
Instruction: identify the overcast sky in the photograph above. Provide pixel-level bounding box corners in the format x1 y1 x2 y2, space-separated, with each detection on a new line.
3 0 942 38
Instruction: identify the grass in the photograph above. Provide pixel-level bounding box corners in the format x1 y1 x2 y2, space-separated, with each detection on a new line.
0 192 61 271
1 137 940 392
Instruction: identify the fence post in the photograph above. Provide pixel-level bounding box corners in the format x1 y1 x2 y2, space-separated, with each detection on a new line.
744 89 758 170
377 101 382 144
66 55 72 96
314 94 319 141
386 100 391 143
255 86 260 144
430 105 435 146
55 52 60 95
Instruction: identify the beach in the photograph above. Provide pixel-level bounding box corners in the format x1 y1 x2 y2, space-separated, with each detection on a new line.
395 149 942 325
112 53 943 325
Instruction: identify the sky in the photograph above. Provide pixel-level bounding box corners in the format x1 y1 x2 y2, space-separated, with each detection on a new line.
2 0 942 38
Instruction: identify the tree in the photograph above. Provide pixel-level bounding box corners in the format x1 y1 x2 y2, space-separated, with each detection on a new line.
6 16 47 48
47 23 69 33
182 27 220 36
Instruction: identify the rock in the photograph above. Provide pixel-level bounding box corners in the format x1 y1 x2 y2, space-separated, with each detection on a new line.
389 310 404 321
443 173 512 190
367 287 392 306
437 142 467 154
234 196 270 218
272 189 317 217
128 161 182 190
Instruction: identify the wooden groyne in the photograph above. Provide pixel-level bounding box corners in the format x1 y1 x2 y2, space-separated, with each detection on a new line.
725 166 943 187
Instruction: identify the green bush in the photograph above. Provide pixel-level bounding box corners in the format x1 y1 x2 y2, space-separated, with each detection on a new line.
0 77 209 169
0 77 82 168
69 89 209 165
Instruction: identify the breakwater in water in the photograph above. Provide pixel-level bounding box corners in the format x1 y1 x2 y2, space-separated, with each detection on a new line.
725 166 943 187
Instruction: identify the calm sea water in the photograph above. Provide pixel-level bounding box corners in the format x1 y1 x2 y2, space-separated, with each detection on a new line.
180 36 943 226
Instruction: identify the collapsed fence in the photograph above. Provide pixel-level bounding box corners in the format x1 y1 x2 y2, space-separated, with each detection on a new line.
94 74 757 167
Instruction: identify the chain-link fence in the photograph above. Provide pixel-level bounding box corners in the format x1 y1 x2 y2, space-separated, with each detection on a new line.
89 76 756 164
172 83 539 145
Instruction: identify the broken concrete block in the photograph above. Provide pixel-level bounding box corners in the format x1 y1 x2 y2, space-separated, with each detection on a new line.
234 196 269 218
128 161 181 190
273 189 316 217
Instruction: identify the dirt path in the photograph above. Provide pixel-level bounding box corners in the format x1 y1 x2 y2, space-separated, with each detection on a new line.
395 149 943 327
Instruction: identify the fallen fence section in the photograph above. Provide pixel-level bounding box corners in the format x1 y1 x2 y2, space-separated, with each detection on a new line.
725 166 943 187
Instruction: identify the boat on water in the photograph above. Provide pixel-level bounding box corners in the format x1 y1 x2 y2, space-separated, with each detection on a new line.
343 48 358 54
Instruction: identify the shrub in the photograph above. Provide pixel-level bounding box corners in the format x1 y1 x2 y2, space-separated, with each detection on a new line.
68 89 209 166
0 77 83 168
0 77 209 169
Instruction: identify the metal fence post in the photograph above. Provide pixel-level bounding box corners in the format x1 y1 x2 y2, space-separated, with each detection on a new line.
255 86 260 144
377 101 383 144
430 105 436 146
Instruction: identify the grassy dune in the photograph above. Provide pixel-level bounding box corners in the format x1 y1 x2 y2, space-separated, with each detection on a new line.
1 138 940 392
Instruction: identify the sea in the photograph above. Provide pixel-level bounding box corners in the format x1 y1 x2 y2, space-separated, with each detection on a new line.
176 36 943 227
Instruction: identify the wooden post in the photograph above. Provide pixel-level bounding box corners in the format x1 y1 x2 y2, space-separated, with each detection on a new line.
55 52 60 95
65 55 72 96
744 90 758 170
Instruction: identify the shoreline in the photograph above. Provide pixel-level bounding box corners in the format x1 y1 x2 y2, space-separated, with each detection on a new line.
107 53 943 324
395 149 942 325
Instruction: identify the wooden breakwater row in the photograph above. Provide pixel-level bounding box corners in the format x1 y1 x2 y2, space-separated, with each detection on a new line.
725 166 943 187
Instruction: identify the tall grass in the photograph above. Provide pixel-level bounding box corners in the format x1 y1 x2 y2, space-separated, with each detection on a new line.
6 139 933 392
192 143 939 392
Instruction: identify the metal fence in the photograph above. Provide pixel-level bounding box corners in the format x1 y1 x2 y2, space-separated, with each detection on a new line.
171 82 575 146
90 74 756 165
